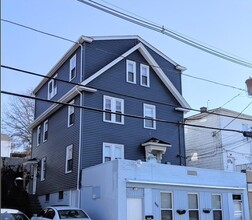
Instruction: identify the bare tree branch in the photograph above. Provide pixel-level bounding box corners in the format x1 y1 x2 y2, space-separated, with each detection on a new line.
1 90 34 151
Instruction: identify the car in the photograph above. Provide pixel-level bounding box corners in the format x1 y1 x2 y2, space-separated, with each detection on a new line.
31 206 92 220
1 208 30 220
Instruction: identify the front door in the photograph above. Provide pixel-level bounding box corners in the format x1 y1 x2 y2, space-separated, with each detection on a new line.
127 198 143 220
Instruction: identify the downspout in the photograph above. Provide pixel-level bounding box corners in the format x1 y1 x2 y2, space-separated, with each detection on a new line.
76 41 84 208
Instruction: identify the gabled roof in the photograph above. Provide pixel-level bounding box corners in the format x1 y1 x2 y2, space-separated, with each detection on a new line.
186 107 252 121
33 35 190 115
82 41 190 109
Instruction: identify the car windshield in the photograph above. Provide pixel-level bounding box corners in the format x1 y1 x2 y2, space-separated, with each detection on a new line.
1 213 29 220
58 210 88 219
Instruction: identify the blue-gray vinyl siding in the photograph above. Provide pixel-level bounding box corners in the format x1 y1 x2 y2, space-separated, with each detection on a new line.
32 97 80 195
32 37 187 195
81 50 185 169
34 48 81 118
84 39 139 80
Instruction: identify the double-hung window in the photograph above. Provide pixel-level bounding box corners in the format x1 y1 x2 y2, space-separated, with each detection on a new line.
143 104 156 129
69 54 76 81
48 75 57 99
212 194 222 220
65 145 73 173
103 96 124 124
126 60 136 84
161 192 173 220
43 120 48 142
40 157 46 181
37 125 41 146
103 143 124 162
188 193 199 220
68 100 75 127
140 64 150 87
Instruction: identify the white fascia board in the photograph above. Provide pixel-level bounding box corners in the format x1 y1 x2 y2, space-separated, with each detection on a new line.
138 43 190 109
82 42 190 109
29 86 85 130
92 35 186 70
126 179 246 190
82 43 143 86
33 36 93 94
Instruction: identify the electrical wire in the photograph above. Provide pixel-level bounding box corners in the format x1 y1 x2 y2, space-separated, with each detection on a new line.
1 19 76 44
1 18 250 94
1 90 248 135
76 0 252 68
2 64 252 122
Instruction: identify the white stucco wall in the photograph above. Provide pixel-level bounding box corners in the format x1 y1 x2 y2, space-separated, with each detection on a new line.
81 160 249 220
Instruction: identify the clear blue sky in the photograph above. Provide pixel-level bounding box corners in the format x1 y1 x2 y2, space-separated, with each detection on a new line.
1 0 252 116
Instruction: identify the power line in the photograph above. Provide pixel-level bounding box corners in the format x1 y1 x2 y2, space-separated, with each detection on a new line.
1 19 76 44
1 18 250 93
76 0 252 68
1 90 249 135
2 64 252 122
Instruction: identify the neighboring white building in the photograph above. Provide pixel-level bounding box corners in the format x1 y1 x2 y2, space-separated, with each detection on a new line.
185 108 252 171
38 159 249 220
1 134 12 158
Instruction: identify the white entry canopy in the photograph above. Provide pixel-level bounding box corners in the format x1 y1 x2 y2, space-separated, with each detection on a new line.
142 138 171 163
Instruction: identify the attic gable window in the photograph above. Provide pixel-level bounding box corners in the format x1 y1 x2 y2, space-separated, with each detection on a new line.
69 54 77 81
48 74 57 99
103 96 124 124
143 104 156 129
140 64 150 87
126 60 136 84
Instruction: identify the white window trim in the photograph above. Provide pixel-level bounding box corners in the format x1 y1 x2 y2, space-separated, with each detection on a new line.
102 142 124 163
143 104 156 129
212 194 222 215
48 74 58 99
40 157 46 181
68 100 75 127
103 96 124 124
188 193 199 219
43 120 48 143
140 64 150 87
160 191 173 219
37 125 41 146
65 144 73 174
126 60 136 84
69 54 77 81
